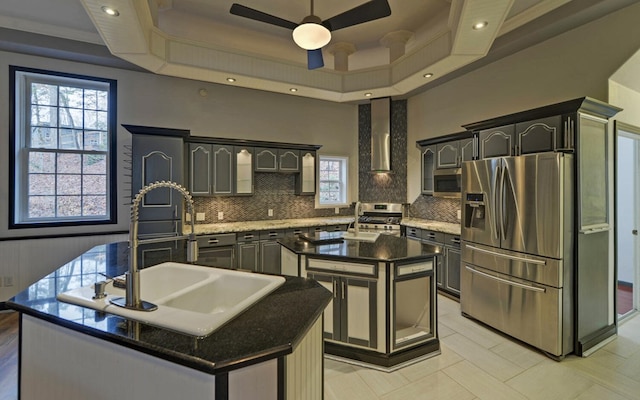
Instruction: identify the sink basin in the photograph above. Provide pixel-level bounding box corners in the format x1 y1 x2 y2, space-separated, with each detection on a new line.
57 262 285 337
341 231 381 242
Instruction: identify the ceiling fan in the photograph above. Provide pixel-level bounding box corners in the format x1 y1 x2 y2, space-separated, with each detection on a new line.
230 0 392 70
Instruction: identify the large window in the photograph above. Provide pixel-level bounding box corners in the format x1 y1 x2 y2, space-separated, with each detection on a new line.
318 155 348 206
10 66 117 228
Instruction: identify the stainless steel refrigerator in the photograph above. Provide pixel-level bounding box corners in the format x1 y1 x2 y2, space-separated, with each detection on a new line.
460 152 574 358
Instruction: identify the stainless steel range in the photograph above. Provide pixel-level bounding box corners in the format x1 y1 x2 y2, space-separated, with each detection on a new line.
356 203 404 236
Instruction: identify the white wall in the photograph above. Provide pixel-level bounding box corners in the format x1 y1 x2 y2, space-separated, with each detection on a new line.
0 50 357 300
407 1 640 202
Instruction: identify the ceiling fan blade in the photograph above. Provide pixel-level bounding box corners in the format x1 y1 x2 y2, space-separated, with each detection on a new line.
322 0 391 31
230 3 298 30
307 49 324 70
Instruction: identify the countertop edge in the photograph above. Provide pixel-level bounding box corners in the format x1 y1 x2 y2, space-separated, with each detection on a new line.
401 218 461 235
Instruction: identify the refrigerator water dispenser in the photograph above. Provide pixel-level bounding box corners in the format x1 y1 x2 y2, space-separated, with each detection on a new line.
464 193 485 230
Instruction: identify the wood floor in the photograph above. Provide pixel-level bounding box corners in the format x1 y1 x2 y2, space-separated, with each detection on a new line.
0 312 18 400
618 283 634 315
2 299 639 400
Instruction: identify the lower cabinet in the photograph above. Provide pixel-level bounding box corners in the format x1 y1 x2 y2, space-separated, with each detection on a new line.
307 271 377 349
196 233 236 268
407 228 461 298
236 230 283 274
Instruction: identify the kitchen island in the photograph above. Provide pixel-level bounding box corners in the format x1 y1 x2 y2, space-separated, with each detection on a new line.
7 241 331 400
279 233 442 370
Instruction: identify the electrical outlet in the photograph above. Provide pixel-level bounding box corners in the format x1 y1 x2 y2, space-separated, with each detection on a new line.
218 211 224 220
457 209 461 220
268 209 274 217
185 212 191 221
3 276 14 287
196 212 206 221
335 207 339 214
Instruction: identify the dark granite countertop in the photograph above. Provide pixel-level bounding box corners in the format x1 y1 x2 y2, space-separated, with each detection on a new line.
279 233 441 262
7 241 331 375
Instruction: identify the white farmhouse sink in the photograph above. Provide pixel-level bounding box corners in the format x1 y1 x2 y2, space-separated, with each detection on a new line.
57 262 285 337
341 231 381 242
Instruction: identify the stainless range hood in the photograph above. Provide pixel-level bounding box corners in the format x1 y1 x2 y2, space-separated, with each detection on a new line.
370 97 391 172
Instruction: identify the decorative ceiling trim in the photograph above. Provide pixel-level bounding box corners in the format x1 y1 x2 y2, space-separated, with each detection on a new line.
78 0 529 102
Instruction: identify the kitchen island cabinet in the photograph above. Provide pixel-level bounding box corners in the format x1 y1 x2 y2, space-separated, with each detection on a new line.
279 234 441 370
7 242 330 400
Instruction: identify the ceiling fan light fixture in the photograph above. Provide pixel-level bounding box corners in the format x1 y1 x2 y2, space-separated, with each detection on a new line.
292 15 331 50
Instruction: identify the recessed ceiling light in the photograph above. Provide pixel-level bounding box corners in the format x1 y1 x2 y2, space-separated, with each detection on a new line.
101 6 119 17
289 88 298 92
423 73 433 78
364 92 373 97
472 21 488 30
226 77 236 83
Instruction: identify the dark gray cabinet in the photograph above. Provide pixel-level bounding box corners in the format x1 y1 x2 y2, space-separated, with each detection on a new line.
236 231 260 271
307 271 377 349
132 133 184 222
236 229 283 273
515 116 563 155
196 233 236 268
420 145 436 194
188 143 253 196
255 148 300 172
479 116 565 158
478 124 516 159
435 138 474 169
295 151 316 195
405 228 460 298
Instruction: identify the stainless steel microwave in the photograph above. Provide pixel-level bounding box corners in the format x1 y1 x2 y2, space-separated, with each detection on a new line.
433 168 461 198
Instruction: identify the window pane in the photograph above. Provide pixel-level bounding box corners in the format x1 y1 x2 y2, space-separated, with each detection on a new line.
29 152 56 173
57 175 81 195
29 174 55 195
96 91 108 111
59 86 83 109
59 107 83 129
28 196 56 218
31 83 58 106
83 175 106 195
83 154 106 174
84 131 107 151
83 196 107 216
57 153 81 173
30 127 57 148
84 90 97 110
57 196 82 217
59 129 83 149
31 105 58 127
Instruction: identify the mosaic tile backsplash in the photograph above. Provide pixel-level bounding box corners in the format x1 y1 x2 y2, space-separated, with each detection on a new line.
409 195 461 224
193 173 353 224
358 100 407 203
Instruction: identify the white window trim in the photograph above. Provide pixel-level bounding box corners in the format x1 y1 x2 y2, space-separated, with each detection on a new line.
316 154 350 208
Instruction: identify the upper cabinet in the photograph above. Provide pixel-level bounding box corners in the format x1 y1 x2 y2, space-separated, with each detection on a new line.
421 145 436 194
187 138 319 197
296 151 316 195
436 138 475 169
478 116 565 158
255 148 300 172
478 125 515 158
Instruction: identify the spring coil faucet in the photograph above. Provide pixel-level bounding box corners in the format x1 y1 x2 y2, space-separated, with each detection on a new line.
110 180 198 312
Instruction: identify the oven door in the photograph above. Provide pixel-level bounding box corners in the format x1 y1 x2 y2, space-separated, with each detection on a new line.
433 168 461 198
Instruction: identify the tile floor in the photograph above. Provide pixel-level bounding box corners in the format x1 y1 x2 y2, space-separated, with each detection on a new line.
324 295 640 400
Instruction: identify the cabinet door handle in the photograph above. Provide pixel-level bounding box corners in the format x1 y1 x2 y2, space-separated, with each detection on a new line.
333 280 337 298
341 281 345 299
208 239 219 244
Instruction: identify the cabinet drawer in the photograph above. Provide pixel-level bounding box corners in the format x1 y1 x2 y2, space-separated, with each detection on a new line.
421 230 445 243
405 227 421 239
259 229 285 240
396 261 433 277
197 233 236 248
444 234 461 249
286 227 309 236
307 258 377 277
236 231 260 242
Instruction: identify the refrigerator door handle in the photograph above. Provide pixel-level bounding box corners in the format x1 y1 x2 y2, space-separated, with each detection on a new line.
499 160 507 241
493 164 501 240
465 266 546 293
465 244 547 265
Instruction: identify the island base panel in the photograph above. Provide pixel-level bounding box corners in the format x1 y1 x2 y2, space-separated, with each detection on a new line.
324 339 440 371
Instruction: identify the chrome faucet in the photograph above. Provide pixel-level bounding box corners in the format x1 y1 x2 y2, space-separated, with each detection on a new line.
110 180 198 312
354 201 362 235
